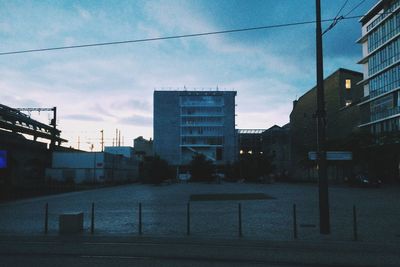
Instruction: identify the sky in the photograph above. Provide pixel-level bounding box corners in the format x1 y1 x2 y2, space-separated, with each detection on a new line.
0 0 377 151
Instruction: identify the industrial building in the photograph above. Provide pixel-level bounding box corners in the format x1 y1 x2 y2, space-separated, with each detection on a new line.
45 151 138 184
153 90 237 167
356 0 400 182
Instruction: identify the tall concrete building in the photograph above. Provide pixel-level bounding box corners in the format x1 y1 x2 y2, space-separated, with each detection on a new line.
357 0 400 133
357 0 400 182
154 90 237 167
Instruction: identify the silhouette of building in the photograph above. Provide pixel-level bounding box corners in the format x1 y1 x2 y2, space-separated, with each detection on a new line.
133 136 154 161
290 68 363 181
357 0 400 182
154 90 237 167
262 124 291 177
237 129 265 156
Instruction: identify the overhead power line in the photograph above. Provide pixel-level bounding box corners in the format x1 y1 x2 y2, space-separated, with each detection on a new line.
0 14 375 56
323 0 366 35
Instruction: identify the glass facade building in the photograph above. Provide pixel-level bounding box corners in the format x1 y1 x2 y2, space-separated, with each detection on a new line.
154 90 237 166
358 0 400 134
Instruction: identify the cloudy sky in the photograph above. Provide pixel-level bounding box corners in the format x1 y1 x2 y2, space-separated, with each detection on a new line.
0 0 376 151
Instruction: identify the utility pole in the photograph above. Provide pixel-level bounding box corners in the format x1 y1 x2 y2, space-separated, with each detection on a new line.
100 130 104 152
316 0 330 234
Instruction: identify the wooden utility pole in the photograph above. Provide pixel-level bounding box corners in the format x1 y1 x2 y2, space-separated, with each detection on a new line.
316 0 330 234
100 130 104 152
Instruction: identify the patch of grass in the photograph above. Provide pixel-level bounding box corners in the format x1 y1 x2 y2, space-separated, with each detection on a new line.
190 193 274 201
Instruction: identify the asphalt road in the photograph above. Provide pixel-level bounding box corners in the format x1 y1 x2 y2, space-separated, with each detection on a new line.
0 235 399 267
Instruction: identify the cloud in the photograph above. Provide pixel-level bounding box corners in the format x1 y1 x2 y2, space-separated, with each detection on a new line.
119 115 152 127
63 114 104 121
75 6 92 20
111 98 151 111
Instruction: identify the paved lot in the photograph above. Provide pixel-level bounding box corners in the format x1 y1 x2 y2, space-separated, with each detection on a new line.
0 182 399 242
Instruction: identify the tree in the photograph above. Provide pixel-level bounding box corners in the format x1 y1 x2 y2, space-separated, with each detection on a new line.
141 155 174 184
239 153 275 182
189 153 216 182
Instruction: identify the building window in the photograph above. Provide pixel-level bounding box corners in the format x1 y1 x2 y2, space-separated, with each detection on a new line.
345 100 352 106
345 79 351 89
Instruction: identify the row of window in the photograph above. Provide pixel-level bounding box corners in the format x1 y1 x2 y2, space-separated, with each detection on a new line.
181 137 224 146
371 105 400 122
181 117 223 126
368 11 400 53
181 106 223 116
369 64 400 97
367 0 400 32
180 96 224 106
368 37 400 76
371 117 400 134
181 126 223 136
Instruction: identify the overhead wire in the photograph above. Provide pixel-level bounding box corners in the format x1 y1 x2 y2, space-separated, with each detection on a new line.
323 0 367 35
0 12 383 56
323 0 349 35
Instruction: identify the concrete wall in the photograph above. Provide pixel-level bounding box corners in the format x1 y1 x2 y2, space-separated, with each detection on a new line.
46 152 138 184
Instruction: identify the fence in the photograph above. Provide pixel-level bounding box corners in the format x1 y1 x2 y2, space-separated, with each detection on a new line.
1 199 398 242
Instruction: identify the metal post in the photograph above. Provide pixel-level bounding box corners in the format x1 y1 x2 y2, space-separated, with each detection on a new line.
44 202 48 234
187 202 190 235
91 202 95 234
293 204 298 239
353 205 358 241
138 202 142 235
316 0 330 235
238 203 242 237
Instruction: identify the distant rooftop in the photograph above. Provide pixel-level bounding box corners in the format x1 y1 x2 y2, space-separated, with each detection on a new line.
237 129 266 134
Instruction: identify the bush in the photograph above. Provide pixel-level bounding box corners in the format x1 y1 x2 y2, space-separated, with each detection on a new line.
141 156 174 184
237 153 275 182
189 153 216 182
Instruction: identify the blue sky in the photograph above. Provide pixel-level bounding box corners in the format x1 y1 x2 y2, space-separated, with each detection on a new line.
0 0 376 151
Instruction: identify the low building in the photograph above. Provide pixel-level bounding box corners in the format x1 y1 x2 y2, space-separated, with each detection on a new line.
133 136 154 160
104 146 134 159
262 124 291 178
45 151 138 184
237 129 265 156
290 68 364 182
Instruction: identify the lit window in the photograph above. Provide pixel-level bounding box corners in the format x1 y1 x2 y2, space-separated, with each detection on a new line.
345 79 351 89
345 100 352 106
240 150 244 154
248 150 253 154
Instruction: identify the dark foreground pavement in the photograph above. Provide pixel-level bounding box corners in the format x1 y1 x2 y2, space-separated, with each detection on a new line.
0 235 399 267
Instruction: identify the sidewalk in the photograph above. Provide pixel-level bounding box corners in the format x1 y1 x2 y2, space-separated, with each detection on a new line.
0 234 399 267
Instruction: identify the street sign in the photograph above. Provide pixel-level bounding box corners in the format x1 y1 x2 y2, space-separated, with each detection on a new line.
308 151 352 161
0 150 7 168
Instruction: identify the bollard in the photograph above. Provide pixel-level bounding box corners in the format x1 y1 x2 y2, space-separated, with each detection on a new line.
238 203 242 237
353 205 358 241
44 203 49 234
187 202 190 236
293 204 297 239
91 202 95 234
138 202 142 235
